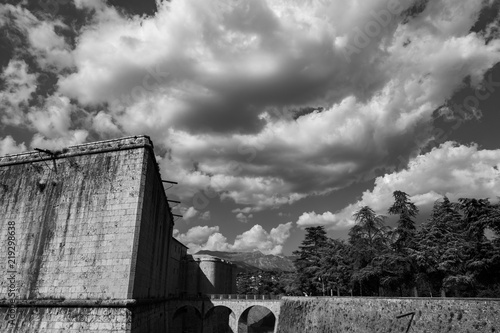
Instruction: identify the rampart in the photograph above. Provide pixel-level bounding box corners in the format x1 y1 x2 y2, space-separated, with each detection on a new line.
0 136 173 332
277 296 500 333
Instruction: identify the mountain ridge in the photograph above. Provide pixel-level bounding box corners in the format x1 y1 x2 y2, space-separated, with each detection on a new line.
194 250 295 272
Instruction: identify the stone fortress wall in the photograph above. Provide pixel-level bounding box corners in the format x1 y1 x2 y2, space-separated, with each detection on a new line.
277 297 500 333
0 135 236 332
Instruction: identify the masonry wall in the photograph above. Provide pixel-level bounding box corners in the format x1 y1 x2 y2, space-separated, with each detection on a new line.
0 136 174 332
167 239 188 297
0 304 130 332
129 147 173 299
0 137 150 300
0 301 171 333
277 297 500 333
187 255 237 295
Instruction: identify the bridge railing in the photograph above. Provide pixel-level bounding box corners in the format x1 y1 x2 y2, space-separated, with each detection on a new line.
208 294 282 300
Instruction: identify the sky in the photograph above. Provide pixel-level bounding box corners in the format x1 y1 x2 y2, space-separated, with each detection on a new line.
1 0 499 256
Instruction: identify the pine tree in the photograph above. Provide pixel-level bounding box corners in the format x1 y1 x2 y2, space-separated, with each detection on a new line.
349 206 390 296
385 191 419 296
415 197 468 297
293 226 328 296
388 190 418 251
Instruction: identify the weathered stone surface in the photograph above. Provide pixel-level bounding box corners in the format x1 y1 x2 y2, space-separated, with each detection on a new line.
277 297 500 333
0 135 174 332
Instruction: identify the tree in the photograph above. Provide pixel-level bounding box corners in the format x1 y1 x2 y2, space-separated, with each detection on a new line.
349 206 390 296
318 239 351 296
293 226 328 296
388 190 418 251
387 191 419 296
415 197 469 297
351 206 388 250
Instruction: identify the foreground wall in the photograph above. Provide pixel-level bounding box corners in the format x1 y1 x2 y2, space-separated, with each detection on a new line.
0 300 169 333
0 136 173 332
277 297 500 333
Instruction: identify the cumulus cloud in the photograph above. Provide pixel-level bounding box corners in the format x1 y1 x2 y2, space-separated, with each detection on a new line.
0 136 27 156
181 206 199 220
0 60 37 126
27 95 89 150
296 142 500 229
236 212 253 223
0 4 73 71
174 222 293 255
1 0 500 213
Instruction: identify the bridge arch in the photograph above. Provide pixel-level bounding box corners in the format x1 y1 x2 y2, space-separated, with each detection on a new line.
204 305 237 333
238 305 277 333
172 305 203 333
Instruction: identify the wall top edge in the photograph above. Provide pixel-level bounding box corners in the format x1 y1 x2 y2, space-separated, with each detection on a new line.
0 135 154 166
281 296 500 302
0 298 168 308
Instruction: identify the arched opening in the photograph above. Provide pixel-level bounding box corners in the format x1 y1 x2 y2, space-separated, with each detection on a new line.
172 305 202 333
204 305 236 333
238 305 276 333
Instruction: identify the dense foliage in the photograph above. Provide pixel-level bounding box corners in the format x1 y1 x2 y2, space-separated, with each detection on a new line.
236 270 293 295
288 192 500 297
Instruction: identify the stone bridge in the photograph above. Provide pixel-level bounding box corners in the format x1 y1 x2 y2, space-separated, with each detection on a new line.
168 295 281 332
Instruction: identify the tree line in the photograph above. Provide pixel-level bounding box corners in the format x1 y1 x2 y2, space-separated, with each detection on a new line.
237 191 500 298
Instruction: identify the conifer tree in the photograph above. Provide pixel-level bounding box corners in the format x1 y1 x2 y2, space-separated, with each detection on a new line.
293 226 328 296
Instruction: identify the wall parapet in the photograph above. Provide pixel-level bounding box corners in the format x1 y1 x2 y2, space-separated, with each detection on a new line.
0 135 154 166
277 296 500 333
0 298 170 308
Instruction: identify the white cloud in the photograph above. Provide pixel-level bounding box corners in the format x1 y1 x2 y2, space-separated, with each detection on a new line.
27 95 89 150
2 0 500 214
181 206 198 220
236 212 253 223
0 4 73 71
296 142 500 229
296 211 353 229
0 59 37 126
28 21 73 70
174 222 293 255
91 111 122 137
0 136 27 156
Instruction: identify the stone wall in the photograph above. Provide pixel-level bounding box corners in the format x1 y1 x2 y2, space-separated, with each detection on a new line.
190 254 237 295
129 147 172 299
0 137 151 300
167 238 188 297
0 304 130 332
0 300 171 333
277 297 500 333
0 136 174 332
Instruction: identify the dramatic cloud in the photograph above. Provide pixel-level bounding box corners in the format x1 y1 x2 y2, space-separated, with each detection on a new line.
0 60 37 126
174 222 293 255
296 141 500 229
1 0 500 214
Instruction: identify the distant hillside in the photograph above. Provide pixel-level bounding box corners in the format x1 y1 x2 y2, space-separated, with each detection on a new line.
194 250 296 272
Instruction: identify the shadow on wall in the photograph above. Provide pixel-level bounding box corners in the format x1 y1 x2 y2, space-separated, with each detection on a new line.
205 306 235 333
171 301 277 333
171 300 235 333
172 305 203 333
239 305 276 333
